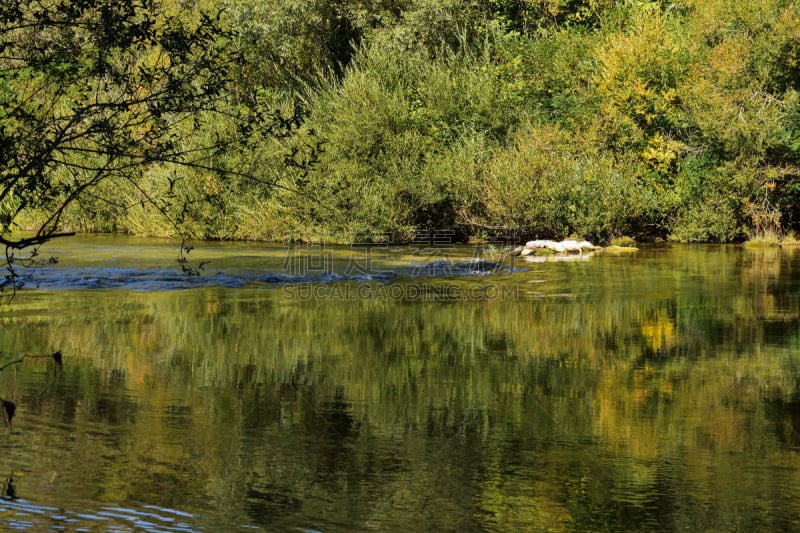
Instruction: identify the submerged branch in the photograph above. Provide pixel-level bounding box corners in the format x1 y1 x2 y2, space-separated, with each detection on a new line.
0 351 63 373
0 233 76 250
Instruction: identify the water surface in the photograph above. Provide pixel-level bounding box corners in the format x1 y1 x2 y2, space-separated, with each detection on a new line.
1 236 799 531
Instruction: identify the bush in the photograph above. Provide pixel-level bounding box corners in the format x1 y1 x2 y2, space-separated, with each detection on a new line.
670 200 742 243
610 236 637 247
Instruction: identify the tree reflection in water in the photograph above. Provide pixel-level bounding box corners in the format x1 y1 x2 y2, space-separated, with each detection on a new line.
0 242 799 530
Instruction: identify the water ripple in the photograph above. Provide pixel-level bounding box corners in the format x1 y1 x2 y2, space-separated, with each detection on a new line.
0 498 253 532
15 258 523 292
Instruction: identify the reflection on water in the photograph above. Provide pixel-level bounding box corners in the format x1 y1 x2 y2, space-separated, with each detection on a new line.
0 238 799 530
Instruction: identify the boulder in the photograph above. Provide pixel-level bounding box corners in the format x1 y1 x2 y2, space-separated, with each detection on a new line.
519 239 596 254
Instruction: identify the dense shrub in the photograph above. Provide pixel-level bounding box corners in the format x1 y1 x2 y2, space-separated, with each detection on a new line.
19 0 800 244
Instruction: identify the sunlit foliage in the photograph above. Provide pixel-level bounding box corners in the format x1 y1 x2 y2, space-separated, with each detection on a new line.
6 0 800 244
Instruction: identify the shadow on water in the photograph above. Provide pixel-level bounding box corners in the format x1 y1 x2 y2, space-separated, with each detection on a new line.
763 390 800 448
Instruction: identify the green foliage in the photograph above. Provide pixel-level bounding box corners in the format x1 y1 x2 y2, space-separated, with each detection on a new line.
261 40 519 242
0 0 256 278
669 162 751 242
492 27 594 124
480 125 665 241
489 0 618 33
224 0 394 94
8 0 800 246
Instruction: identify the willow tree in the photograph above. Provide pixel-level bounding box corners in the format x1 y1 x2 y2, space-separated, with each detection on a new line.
0 0 299 289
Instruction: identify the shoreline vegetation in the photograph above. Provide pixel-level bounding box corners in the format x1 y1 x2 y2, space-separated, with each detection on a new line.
5 1 800 249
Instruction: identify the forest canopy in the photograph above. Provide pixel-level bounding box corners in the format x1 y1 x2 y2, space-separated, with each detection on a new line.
3 0 800 248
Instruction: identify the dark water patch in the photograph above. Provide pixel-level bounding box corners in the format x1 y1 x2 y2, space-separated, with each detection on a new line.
256 270 398 285
14 257 524 292
407 258 520 277
16 266 248 291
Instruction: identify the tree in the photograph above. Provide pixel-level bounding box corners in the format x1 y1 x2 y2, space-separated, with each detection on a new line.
0 0 281 289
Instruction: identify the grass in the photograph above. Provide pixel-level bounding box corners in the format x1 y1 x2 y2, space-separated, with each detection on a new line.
603 245 639 254
609 236 636 247
745 229 783 247
781 231 800 246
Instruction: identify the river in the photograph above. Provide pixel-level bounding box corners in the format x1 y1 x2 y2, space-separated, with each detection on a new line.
0 235 799 531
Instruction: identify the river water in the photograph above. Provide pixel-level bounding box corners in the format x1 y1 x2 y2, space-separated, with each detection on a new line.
1 236 800 531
